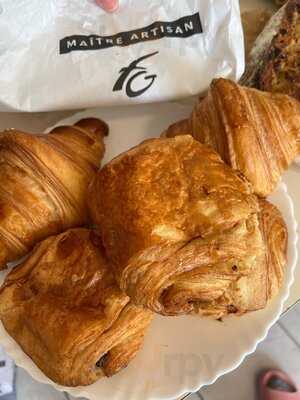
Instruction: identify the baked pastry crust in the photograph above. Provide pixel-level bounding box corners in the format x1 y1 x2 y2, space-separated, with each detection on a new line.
88 136 287 317
165 79 300 197
241 10 272 61
0 118 107 269
258 199 288 299
89 134 258 265
241 0 300 100
0 228 152 386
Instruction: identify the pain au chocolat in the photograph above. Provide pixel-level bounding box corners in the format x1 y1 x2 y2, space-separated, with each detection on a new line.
0 228 152 386
89 135 287 318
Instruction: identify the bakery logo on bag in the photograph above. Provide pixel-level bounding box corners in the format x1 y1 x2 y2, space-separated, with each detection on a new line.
59 12 202 54
113 51 158 98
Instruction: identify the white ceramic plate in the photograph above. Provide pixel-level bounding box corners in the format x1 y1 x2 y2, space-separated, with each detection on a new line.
0 102 298 400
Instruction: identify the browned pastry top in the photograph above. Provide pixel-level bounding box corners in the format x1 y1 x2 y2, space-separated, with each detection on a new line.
166 79 300 197
88 136 280 317
258 198 288 299
192 79 300 196
0 118 107 269
242 0 300 100
90 135 258 270
0 228 152 386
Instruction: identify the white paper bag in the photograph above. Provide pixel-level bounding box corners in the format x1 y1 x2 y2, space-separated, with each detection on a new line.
0 0 244 112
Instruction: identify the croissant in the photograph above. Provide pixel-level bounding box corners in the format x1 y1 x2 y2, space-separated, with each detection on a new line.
165 79 300 197
88 135 287 317
0 118 107 270
0 228 152 386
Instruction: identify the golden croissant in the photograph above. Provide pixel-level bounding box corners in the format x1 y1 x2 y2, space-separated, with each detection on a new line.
89 136 287 317
0 228 152 386
0 118 107 270
165 78 300 197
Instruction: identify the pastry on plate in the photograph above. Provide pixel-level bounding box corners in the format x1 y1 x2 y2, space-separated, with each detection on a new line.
258 199 288 299
241 0 300 100
165 78 300 197
0 228 152 386
89 136 287 317
0 118 107 270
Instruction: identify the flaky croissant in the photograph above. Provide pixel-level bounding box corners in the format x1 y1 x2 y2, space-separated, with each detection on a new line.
88 135 287 317
0 118 107 270
165 78 300 197
0 228 152 386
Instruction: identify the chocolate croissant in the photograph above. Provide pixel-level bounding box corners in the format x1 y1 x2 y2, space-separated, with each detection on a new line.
88 135 287 317
0 118 107 270
160 199 287 318
165 79 300 197
0 228 152 386
258 199 288 299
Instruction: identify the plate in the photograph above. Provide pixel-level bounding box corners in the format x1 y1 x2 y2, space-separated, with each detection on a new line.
0 102 298 400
